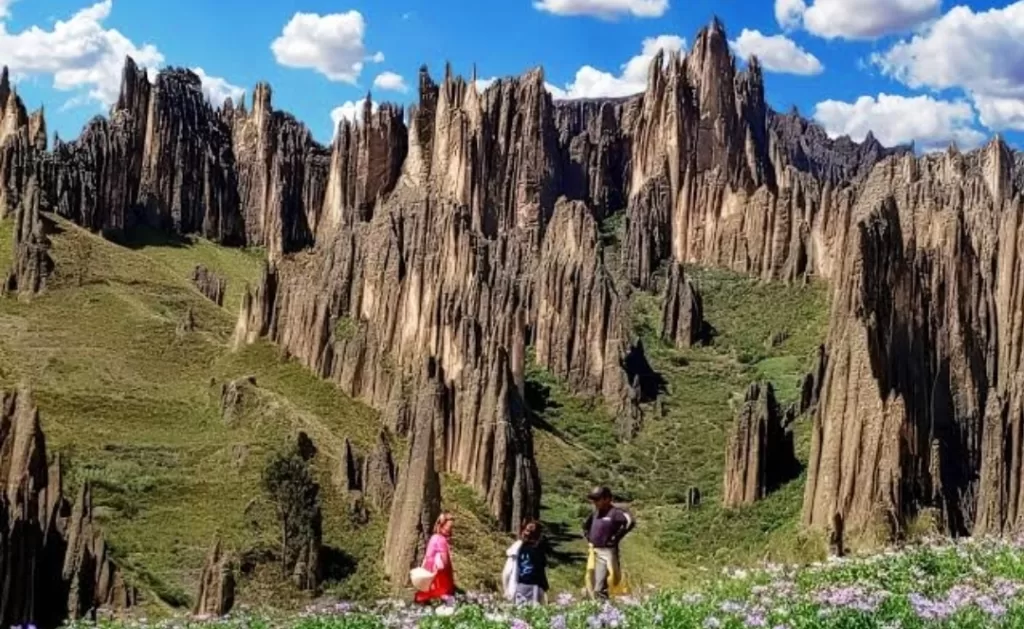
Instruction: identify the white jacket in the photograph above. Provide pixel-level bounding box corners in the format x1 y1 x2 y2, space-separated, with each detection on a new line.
501 540 523 601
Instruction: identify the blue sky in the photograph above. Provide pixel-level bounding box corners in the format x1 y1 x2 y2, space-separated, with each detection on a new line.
5 0 1024 150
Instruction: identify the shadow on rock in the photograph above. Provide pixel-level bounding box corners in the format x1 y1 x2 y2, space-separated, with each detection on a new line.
623 339 666 402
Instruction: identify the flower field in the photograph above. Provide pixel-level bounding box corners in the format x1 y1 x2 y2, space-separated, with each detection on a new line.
80 536 1024 629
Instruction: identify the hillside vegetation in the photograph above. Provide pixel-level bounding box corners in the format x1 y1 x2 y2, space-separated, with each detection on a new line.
531 265 831 592
0 216 830 610
0 218 396 609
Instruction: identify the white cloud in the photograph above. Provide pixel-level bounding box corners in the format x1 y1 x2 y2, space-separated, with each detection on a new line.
0 0 163 106
475 77 497 92
729 29 823 76
546 82 569 99
372 71 408 93
873 2 1024 130
974 95 1024 132
331 97 378 134
549 34 685 99
271 10 382 83
775 0 806 30
533 0 668 19
776 0 939 40
0 0 16 20
192 67 244 107
813 93 985 152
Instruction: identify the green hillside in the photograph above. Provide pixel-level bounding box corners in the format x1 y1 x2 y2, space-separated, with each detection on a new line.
0 219 392 609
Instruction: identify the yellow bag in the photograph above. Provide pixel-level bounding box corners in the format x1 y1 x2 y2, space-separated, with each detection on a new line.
585 545 631 597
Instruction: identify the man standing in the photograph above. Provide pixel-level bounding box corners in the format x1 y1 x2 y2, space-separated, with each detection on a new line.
583 486 635 599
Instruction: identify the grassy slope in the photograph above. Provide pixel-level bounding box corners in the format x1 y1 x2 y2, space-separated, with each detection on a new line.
531 266 831 593
0 218 392 609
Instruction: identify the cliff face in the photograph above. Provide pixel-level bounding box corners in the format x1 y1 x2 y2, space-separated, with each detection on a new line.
802 140 1024 542
226 82 331 258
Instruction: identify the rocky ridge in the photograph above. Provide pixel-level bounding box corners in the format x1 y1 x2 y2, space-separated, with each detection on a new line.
801 141 1024 543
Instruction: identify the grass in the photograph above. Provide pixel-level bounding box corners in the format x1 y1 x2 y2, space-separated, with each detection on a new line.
88 537 1024 628
0 217 384 611
530 265 831 593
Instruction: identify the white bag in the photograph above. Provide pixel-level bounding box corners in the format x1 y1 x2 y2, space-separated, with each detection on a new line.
502 541 523 601
410 567 435 592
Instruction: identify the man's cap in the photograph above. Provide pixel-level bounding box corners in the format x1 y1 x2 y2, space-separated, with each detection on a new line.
587 485 612 500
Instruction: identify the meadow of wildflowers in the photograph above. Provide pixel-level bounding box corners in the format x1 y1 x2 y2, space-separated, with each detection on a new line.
77 536 1024 629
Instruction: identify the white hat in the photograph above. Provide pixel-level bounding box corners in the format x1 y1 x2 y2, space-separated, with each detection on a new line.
410 567 435 592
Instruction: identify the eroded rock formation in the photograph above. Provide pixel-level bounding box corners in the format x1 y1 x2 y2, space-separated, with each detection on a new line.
331 431 397 514
226 81 331 258
192 265 227 306
4 175 53 299
534 199 641 407
363 430 396 512
383 387 441 585
661 263 703 348
723 382 798 508
0 386 134 628
801 138 1024 543
798 344 826 416
62 483 138 619
336 438 362 494
0 59 328 256
194 540 235 617
321 99 407 230
219 375 257 422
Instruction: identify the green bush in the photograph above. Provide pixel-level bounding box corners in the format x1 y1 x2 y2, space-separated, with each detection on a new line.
263 445 323 574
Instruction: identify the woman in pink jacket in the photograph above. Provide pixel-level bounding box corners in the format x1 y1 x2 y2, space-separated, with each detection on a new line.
415 512 456 604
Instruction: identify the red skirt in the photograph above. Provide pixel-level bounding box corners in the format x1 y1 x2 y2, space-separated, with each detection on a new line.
415 564 455 604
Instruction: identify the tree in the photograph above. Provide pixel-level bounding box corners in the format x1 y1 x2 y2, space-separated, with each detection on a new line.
262 444 322 590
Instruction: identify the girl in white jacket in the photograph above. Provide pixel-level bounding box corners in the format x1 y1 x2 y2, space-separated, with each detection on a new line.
502 520 549 603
